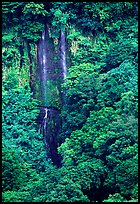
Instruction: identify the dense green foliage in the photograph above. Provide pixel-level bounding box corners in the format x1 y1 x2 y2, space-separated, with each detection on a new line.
2 2 138 202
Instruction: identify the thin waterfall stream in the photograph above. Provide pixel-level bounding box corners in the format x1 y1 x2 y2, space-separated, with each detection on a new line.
60 31 67 79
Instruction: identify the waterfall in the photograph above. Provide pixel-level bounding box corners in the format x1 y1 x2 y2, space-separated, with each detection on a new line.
38 28 48 105
36 26 66 167
37 26 58 106
60 31 67 79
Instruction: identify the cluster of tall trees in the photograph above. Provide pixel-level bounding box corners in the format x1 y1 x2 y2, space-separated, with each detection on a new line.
2 2 138 202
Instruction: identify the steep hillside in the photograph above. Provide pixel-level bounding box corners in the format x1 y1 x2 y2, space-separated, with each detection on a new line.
2 2 138 202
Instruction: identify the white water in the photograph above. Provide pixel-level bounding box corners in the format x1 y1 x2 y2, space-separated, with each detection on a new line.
44 108 48 130
61 31 67 79
44 108 48 119
41 30 47 104
42 30 45 40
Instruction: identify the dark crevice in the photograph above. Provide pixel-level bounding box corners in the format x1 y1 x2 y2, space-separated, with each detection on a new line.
19 41 24 69
27 42 34 93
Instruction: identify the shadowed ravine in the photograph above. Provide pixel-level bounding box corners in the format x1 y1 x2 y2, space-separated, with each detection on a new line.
37 107 62 167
